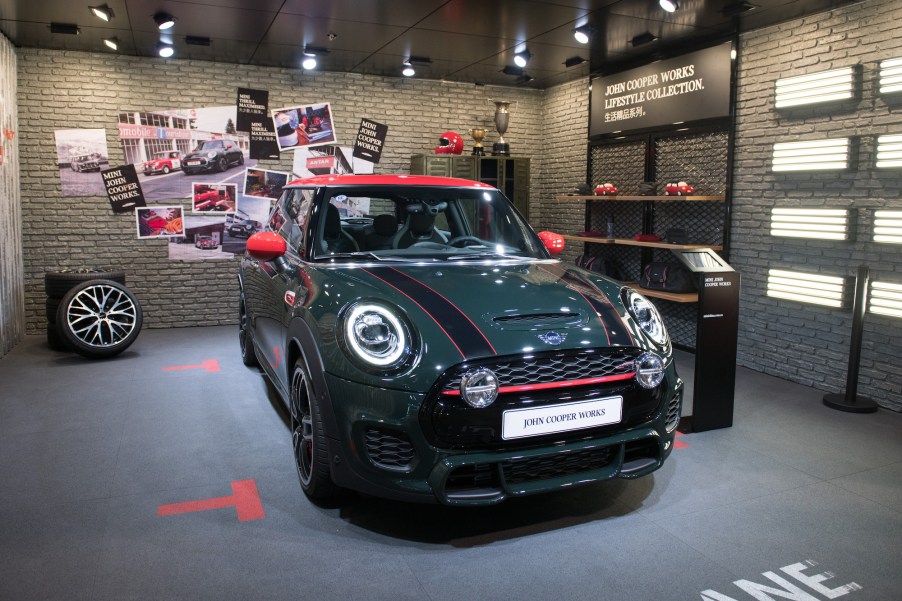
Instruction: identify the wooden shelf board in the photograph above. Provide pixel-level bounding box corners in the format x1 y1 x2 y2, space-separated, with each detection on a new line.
554 195 725 202
628 284 698 303
561 234 722 251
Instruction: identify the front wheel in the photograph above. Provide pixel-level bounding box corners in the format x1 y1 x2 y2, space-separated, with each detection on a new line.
238 292 258 367
162 166 170 174
290 358 339 503
217 157 228 172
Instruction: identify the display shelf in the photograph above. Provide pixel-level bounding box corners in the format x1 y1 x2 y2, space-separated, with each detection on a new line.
555 194 725 202
561 234 723 251
628 283 698 303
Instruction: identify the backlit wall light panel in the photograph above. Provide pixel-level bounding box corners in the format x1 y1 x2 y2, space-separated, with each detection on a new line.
772 138 849 172
880 57 902 94
767 269 849 308
873 210 902 244
770 208 853 240
869 281 902 318
775 66 855 108
876 135 902 168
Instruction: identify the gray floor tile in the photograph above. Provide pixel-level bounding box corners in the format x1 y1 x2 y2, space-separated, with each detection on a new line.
831 460 902 514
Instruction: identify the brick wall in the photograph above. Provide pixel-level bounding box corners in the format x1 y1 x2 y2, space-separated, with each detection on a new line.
733 0 902 410
0 32 23 357
16 49 543 333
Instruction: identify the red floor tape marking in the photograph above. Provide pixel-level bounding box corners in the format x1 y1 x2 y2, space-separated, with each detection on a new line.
674 431 689 449
162 359 220 373
157 479 265 522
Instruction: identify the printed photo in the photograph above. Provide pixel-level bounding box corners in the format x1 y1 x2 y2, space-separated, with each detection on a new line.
271 102 337 151
192 183 237 213
55 129 110 197
222 195 272 254
135 206 184 239
291 145 374 179
168 215 230 261
243 168 289 200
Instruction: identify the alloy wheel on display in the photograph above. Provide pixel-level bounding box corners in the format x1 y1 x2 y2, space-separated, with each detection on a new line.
58 279 142 358
290 366 314 487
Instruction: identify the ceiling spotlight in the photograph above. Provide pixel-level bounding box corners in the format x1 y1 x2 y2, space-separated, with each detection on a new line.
502 65 525 76
89 4 114 21
722 1 756 17
513 49 531 68
402 61 415 77
631 32 659 46
659 0 679 12
564 55 587 68
573 25 592 44
302 56 317 69
157 42 174 58
154 12 176 30
103 37 119 50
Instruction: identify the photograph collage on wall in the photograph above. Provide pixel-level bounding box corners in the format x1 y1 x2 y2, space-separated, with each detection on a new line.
135 206 184 239
54 129 110 197
192 183 237 213
272 102 337 151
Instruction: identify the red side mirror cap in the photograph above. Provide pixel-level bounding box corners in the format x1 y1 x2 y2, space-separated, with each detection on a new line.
246 231 287 261
537 231 565 256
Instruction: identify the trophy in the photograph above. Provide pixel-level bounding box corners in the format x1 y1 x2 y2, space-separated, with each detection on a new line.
490 100 511 156
469 128 486 156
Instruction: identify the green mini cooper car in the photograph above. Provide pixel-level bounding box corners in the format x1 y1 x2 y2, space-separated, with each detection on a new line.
238 174 682 506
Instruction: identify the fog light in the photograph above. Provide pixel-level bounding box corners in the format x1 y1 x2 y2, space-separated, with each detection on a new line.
460 368 499 408
635 352 665 389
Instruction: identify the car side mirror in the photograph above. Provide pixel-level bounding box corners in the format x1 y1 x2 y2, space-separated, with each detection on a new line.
537 231 565 256
246 232 287 262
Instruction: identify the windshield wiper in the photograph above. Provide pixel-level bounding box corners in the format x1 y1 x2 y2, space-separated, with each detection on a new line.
446 252 527 262
315 251 407 262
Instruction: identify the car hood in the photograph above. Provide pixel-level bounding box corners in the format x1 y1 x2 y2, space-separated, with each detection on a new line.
320 260 648 361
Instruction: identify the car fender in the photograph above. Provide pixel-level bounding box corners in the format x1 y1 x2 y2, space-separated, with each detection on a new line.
286 315 340 445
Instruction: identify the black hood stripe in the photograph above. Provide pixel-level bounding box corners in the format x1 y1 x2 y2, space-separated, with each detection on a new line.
363 267 497 359
540 265 635 347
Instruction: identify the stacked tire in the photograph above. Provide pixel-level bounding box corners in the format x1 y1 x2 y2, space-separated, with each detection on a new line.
44 268 143 358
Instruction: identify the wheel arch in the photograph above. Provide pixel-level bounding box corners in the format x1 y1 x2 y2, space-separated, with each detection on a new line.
287 316 340 443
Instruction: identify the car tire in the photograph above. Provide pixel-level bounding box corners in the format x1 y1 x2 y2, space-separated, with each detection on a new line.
56 279 143 359
290 357 339 503
238 292 258 367
217 157 228 172
46 323 71 352
238 154 245 166
45 268 126 299
46 296 62 323
162 166 170 174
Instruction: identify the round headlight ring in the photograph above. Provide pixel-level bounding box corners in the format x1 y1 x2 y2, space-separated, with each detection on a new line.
206 151 217 159
460 367 499 408
635 352 665 389
624 289 669 347
343 302 409 368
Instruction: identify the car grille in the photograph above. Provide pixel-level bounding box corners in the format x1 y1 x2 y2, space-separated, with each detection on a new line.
501 445 615 484
493 312 581 325
364 428 416 471
441 349 637 393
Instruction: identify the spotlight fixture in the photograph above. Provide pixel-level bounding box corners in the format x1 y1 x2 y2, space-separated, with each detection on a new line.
771 138 850 172
767 269 850 309
723 1 755 17
659 0 679 12
154 12 176 30
50 23 80 35
631 32 658 47
564 56 587 68
573 25 592 44
502 65 525 76
157 42 174 58
770 208 855 241
103 37 119 51
302 56 317 69
513 49 531 68
402 61 415 77
89 4 114 21
302 45 330 70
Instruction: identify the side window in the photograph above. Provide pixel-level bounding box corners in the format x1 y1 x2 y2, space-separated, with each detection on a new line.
273 188 315 254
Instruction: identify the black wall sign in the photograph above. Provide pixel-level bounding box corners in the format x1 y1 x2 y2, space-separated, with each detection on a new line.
589 42 732 137
237 87 279 160
352 118 388 164
102 164 146 213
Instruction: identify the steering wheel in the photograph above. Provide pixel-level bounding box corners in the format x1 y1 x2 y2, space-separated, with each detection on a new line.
447 236 484 248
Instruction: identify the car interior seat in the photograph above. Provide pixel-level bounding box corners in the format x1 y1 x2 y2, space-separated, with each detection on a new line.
364 214 398 250
392 203 449 248
321 204 359 254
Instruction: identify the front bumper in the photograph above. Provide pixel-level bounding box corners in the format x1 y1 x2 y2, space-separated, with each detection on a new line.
322 367 681 506
183 158 215 172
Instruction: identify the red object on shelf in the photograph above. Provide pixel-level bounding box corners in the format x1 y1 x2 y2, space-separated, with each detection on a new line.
576 230 604 237
633 234 662 242
594 182 619 196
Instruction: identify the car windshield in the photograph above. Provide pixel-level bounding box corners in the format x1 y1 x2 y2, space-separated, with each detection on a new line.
196 141 222 151
306 185 547 262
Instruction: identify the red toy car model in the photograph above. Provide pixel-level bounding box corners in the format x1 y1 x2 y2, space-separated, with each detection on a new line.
664 181 695 196
594 183 619 196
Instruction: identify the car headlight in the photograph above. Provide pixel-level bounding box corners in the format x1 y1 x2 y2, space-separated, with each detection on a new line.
623 289 669 347
206 151 217 159
635 352 665 389
341 302 414 370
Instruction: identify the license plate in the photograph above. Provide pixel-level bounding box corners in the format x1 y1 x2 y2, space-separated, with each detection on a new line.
502 396 623 440
186 160 201 166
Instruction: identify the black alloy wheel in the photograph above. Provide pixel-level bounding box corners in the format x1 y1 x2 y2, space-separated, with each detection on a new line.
238 293 258 367
289 358 337 503
57 279 142 359
217 157 228 172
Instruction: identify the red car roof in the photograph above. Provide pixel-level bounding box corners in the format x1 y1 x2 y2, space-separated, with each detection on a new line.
284 173 495 189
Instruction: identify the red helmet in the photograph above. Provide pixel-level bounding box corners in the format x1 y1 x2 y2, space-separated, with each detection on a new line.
435 131 464 155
